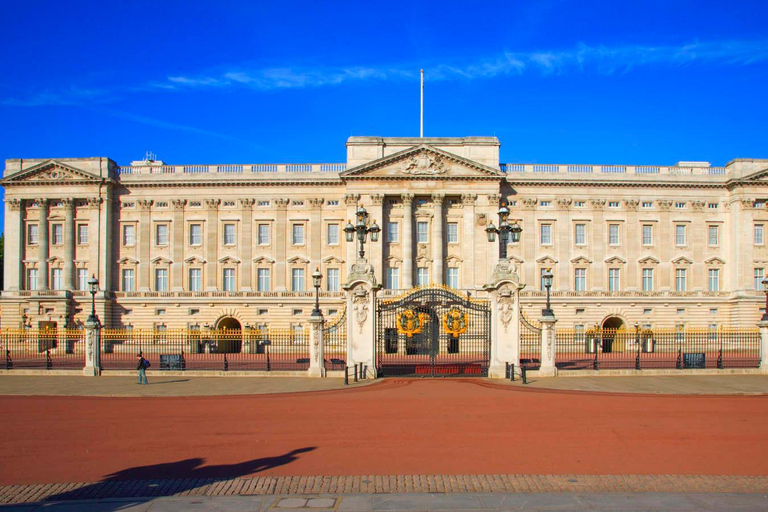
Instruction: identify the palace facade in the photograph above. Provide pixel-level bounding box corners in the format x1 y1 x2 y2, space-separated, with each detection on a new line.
2 136 767 333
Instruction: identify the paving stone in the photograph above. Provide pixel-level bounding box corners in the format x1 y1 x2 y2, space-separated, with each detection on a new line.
306 497 337 508
275 497 309 508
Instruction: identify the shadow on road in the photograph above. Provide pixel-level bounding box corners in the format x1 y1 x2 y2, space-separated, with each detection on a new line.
147 379 190 385
40 447 316 508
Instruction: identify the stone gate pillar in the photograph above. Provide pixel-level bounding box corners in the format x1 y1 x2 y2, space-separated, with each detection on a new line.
308 313 325 378
484 260 524 379
83 316 101 377
539 315 558 377
759 320 768 374
343 260 381 378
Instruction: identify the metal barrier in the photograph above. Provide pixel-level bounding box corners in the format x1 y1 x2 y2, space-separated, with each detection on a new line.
0 329 85 369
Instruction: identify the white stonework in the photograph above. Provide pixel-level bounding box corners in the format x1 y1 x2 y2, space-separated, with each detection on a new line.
1 138 767 337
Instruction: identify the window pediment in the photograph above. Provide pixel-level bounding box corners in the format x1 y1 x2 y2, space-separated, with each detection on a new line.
253 256 275 264
218 256 241 264
604 256 627 265
638 256 660 265
322 256 345 264
287 256 309 264
151 256 172 265
184 256 206 264
705 257 725 265
536 256 558 265
118 257 139 265
570 256 593 265
672 256 693 265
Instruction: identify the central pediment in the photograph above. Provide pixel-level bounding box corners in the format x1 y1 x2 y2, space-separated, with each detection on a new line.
340 144 505 181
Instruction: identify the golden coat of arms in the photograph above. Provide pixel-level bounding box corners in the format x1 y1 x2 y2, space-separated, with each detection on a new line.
443 308 469 337
396 309 429 338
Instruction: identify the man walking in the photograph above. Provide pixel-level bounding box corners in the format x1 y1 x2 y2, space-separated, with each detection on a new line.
136 353 149 385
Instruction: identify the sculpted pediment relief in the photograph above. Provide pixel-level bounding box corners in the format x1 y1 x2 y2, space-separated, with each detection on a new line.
1 160 106 186
340 145 504 180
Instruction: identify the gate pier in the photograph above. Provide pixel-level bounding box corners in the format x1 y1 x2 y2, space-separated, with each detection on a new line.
484 260 524 379
343 260 381 378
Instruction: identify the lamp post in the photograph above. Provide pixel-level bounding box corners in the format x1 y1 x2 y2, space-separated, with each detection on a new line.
312 267 323 317
485 202 522 261
541 269 554 317
634 321 641 370
87 275 100 327
762 276 768 322
344 204 380 260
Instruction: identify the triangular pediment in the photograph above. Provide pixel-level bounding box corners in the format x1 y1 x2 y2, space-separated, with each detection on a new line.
287 256 309 264
253 256 275 264
118 257 139 265
340 145 504 180
571 256 593 265
536 256 558 264
638 256 660 265
605 256 627 265
184 256 207 264
322 255 345 264
1 160 107 186
151 256 172 265
672 256 693 265
218 256 241 264
705 257 726 265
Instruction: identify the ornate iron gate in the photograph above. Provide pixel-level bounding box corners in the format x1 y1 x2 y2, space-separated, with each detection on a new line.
376 286 491 377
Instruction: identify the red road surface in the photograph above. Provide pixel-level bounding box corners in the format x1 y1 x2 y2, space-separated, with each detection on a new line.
1 379 767 485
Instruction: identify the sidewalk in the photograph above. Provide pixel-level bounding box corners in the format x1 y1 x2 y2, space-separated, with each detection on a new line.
2 491 767 511
0 373 765 397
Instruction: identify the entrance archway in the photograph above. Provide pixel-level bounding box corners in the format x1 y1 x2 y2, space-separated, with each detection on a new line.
215 317 242 353
601 316 625 353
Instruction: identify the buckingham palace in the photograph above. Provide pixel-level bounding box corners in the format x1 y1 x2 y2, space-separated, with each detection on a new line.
1 136 767 335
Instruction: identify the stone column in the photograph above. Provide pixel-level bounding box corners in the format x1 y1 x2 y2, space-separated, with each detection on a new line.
369 194 384 283
240 199 255 290
83 316 101 377
759 321 768 374
99 192 113 293
590 199 606 290
37 199 50 290
309 198 324 281
4 199 23 290
343 269 380 377
484 267 523 379
401 194 414 289
308 313 325 377
431 194 445 285
138 200 152 291
343 194 360 283
171 199 186 291
658 200 672 290
461 194 477 288
539 315 558 377
274 198 289 291
63 199 76 290
205 199 220 291
87 198 102 290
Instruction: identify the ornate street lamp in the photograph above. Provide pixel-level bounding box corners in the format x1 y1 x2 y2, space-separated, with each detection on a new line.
344 205 380 260
485 202 522 260
761 276 768 322
541 269 554 317
311 267 323 317
87 275 101 327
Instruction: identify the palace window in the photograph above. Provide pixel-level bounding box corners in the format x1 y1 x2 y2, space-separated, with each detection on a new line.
642 225 653 246
257 200 270 207
386 268 399 289
754 268 764 290
574 201 586 208
189 268 202 292
447 223 459 244
447 268 459 289
327 200 339 206
257 268 271 291
417 222 429 243
327 223 339 245
416 267 429 286
574 224 586 245
708 203 718 209
675 202 686 209
755 224 764 245
708 225 719 246
26 269 38 290
292 224 305 245
52 224 63 245
540 224 552 245
122 225 135 246
77 225 88 245
675 268 687 292
223 223 236 246
155 269 168 292
51 268 63 290
155 224 168 246
675 225 686 246
540 200 551 207
292 268 305 291
122 269 134 292
642 268 654 291
574 268 587 292
326 268 340 292
708 268 720 292
608 268 620 292
641 201 653 208
77 269 88 291
608 224 620 245
189 224 202 246
258 224 270 245
27 224 38 245
608 201 619 208
387 222 399 243
222 268 236 291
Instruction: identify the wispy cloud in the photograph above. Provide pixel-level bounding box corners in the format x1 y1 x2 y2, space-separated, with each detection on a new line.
91 108 241 141
3 40 768 107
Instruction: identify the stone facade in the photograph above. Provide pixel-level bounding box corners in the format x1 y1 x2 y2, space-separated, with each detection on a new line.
2 137 767 332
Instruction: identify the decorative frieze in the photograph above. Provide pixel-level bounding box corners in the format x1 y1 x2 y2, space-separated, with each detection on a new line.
238 198 255 209
400 193 414 206
171 199 187 211
658 200 673 211
137 199 153 211
369 194 383 206
624 199 639 211
691 200 705 211
343 194 360 207
274 198 290 209
522 198 538 210
461 193 477 206
556 198 572 210
6 198 22 211
204 199 221 210
431 193 445 205
307 198 325 209
590 199 605 210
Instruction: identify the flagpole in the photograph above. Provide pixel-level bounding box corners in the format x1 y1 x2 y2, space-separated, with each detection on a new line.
420 69 424 138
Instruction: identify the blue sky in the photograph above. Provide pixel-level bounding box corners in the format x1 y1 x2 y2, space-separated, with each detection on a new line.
1 0 767 226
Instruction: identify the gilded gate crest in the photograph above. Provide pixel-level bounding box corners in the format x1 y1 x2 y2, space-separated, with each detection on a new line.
396 309 429 338
443 308 469 337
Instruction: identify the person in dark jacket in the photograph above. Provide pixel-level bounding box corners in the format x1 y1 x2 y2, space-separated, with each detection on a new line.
136 354 149 384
